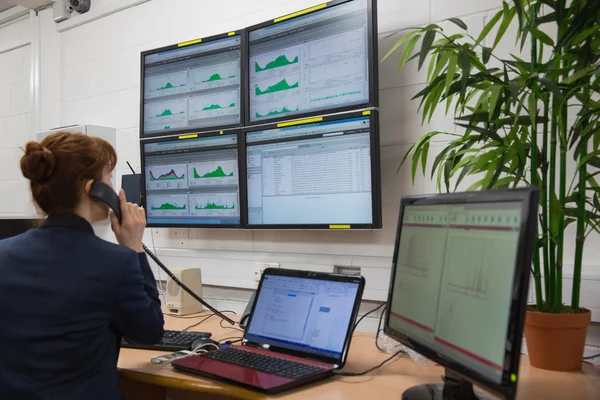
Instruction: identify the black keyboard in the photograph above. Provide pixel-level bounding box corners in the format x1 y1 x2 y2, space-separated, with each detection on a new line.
121 330 211 351
203 347 327 379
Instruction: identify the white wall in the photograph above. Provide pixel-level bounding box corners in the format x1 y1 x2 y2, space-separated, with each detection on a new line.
0 0 598 326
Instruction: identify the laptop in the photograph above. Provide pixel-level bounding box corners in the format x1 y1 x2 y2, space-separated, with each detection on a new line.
172 268 365 393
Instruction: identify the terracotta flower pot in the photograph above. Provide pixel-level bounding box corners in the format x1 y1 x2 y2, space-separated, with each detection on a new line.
524 310 591 371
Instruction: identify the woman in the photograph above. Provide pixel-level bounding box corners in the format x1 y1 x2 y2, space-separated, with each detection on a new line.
0 132 164 399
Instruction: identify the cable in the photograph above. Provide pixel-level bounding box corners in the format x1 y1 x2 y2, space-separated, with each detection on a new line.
375 304 387 353
142 243 236 325
163 310 213 319
333 350 404 376
219 337 243 344
180 310 237 332
220 318 245 333
150 229 167 304
353 303 386 332
583 353 600 360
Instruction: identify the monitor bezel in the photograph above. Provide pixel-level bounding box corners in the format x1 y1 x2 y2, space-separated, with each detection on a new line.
240 110 382 230
383 188 539 399
243 0 379 126
139 128 245 228
139 31 248 139
243 267 366 367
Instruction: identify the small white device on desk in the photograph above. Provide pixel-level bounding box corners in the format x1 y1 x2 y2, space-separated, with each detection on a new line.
167 268 203 315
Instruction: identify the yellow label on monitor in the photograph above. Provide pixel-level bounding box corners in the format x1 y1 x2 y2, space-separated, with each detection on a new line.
510 374 517 383
277 117 323 128
228 31 236 36
179 134 198 140
330 225 351 229
178 38 202 47
274 4 327 23
219 130 224 135
362 110 371 116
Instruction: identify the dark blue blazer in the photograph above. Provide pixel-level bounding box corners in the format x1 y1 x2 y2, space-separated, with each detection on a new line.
0 214 164 400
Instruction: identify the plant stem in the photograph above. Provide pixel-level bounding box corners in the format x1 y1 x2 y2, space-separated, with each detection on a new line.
572 86 590 311
529 1 543 311
549 95 558 309
541 96 551 307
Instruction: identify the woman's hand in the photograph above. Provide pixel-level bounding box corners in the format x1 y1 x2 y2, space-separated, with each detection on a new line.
111 189 146 253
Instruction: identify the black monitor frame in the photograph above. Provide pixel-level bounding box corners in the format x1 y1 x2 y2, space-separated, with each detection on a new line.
243 0 379 126
240 110 382 230
383 188 540 400
140 129 244 228
139 31 248 139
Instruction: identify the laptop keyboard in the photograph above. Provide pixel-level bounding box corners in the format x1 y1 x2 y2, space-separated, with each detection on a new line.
203 347 327 379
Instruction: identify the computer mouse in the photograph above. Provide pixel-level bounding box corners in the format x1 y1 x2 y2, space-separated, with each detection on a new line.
190 337 220 351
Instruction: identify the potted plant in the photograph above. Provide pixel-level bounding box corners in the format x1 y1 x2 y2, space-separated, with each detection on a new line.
384 0 599 371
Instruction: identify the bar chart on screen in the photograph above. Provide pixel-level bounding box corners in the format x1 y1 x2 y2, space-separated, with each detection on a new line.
190 193 239 218
147 194 189 217
144 98 188 132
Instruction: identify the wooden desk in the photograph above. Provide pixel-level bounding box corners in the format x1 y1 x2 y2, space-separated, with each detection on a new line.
118 313 600 400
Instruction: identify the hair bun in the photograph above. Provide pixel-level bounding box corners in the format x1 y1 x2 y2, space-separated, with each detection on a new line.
21 141 56 184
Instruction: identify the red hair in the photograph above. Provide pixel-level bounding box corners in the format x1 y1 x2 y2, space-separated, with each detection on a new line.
20 131 117 215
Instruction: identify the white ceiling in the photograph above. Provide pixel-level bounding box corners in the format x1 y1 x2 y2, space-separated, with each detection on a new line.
0 0 54 12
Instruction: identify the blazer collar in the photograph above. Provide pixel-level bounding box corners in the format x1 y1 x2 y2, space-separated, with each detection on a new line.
41 213 95 234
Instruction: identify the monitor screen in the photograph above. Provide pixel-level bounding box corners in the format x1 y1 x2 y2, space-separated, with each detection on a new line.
245 274 360 360
247 0 374 123
142 133 241 226
141 34 242 137
388 201 524 384
244 114 380 228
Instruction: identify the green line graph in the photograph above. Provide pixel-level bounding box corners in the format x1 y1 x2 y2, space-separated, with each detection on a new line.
156 109 186 117
154 82 185 91
309 90 362 103
193 166 234 179
202 73 236 82
195 202 236 210
255 79 299 96
202 103 236 111
255 105 299 118
255 55 299 72
151 202 187 211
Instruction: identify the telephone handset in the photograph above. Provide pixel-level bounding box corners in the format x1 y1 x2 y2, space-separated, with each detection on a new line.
89 181 123 223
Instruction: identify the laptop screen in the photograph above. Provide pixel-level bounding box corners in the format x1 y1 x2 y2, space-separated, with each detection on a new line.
245 274 360 360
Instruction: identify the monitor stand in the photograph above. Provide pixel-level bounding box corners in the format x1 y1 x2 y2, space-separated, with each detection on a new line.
401 369 488 400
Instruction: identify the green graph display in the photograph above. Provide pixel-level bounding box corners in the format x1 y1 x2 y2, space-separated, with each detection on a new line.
155 82 185 91
255 55 299 72
255 105 299 118
202 73 236 82
193 166 234 179
164 125 171 130
255 79 299 96
156 109 185 117
195 202 236 210
202 103 236 111
310 90 361 103
151 202 187 210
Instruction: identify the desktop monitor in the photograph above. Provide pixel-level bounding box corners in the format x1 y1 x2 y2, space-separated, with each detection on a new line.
140 131 242 227
384 188 539 400
0 218 40 240
242 111 381 229
140 32 245 138
246 0 378 125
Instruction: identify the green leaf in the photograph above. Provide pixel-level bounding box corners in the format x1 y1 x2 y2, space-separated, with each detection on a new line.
530 28 555 47
579 151 600 168
539 77 564 102
432 52 452 83
508 80 520 104
456 123 503 143
427 53 438 83
444 55 457 95
493 176 516 188
412 146 422 183
467 179 484 191
493 6 517 50
528 92 537 127
562 67 593 85
458 48 471 101
482 46 492 64
398 35 422 71
421 141 430 175
489 86 501 121
382 31 418 62
419 30 436 70
537 12 556 24
448 18 468 30
571 25 600 46
476 9 503 46
550 192 560 236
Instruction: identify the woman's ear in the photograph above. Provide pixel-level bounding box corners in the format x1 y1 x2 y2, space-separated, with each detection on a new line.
83 179 94 196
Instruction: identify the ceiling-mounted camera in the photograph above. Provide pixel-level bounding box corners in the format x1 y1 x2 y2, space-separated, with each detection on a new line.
54 0 91 23
68 0 91 14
